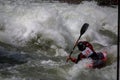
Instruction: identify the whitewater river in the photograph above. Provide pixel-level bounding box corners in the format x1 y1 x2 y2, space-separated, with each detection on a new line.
0 0 118 80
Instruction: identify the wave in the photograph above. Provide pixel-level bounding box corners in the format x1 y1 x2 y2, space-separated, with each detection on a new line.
0 1 118 80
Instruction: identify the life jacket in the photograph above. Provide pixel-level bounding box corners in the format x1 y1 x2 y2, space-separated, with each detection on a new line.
79 41 98 60
81 47 94 57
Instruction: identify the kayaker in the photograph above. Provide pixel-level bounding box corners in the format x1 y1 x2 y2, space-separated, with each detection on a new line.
67 41 107 68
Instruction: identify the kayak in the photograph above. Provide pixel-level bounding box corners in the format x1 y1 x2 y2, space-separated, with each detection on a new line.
86 51 107 69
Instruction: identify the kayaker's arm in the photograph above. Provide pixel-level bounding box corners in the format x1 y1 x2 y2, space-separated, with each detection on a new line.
67 53 86 63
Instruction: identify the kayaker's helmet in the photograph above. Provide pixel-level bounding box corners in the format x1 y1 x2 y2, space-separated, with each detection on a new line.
77 42 86 51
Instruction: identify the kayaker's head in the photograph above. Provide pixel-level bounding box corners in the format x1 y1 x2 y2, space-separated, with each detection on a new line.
77 42 86 51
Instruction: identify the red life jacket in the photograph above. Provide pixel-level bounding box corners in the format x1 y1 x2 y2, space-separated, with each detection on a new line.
79 41 96 58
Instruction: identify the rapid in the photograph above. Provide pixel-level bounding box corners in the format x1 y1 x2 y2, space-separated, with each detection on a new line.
0 0 118 80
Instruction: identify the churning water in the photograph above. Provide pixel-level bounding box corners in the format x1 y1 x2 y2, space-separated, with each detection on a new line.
0 0 118 80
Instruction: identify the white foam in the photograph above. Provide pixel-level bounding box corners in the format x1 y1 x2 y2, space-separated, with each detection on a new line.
0 3 117 70
0 1 117 48
67 59 92 80
0 1 118 80
55 48 68 56
41 60 58 67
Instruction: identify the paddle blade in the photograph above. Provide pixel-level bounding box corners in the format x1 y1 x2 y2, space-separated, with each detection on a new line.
80 23 89 36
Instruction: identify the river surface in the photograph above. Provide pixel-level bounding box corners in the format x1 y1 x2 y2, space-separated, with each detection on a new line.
0 0 118 80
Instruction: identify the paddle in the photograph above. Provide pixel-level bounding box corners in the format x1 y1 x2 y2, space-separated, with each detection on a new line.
67 23 89 62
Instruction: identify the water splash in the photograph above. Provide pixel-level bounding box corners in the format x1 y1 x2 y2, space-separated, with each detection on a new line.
0 1 118 80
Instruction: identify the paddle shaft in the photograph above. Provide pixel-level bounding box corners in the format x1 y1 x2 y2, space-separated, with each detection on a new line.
69 35 81 57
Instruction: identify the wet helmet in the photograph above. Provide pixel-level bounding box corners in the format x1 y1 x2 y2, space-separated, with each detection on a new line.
77 42 86 51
